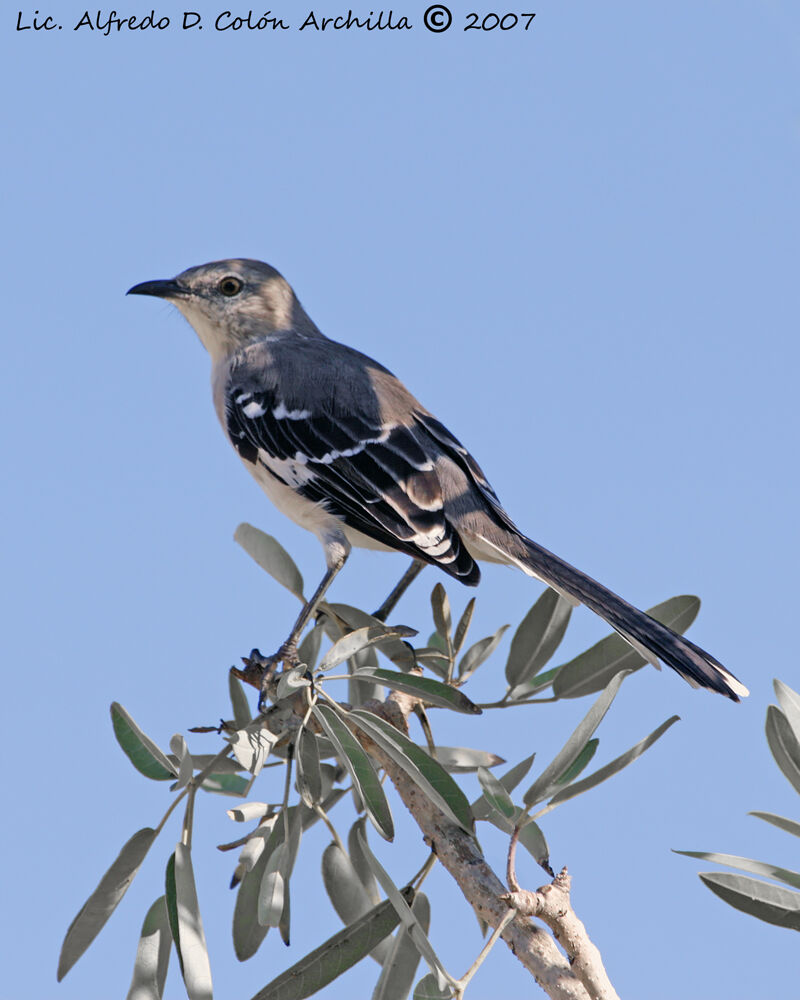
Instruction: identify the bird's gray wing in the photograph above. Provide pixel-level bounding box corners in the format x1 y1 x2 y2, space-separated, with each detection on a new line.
225 379 480 583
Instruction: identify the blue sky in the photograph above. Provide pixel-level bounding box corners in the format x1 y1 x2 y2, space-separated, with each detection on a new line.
3 3 799 998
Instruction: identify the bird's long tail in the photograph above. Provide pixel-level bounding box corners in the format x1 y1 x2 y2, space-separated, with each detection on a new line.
507 534 749 700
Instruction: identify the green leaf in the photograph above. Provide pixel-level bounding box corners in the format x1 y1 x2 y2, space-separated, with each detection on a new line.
509 664 561 699
228 724 277 776
173 844 213 999
430 584 452 647
523 671 627 807
555 739 598 786
126 896 171 1000
372 892 431 1000
775 680 800 742
258 844 288 927
766 705 800 796
552 596 700 699
414 647 451 679
518 820 550 869
248 893 413 1000
433 747 504 774
548 716 679 806
321 843 391 964
319 625 418 673
233 827 276 960
58 827 157 980
676 851 800 891
348 818 381 906
110 703 176 780
234 523 305 600
355 826 449 987
471 753 536 821
296 729 323 807
750 812 800 839
349 710 474 832
165 854 182 975
458 625 509 682
453 598 476 657
228 674 252 730
505 589 573 689
476 767 516 821
353 668 481 715
201 773 251 796
327 604 417 671
414 973 454 999
349 645 384 707
698 872 800 931
313 704 394 841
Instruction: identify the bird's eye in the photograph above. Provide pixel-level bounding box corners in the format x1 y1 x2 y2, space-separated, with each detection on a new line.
219 276 243 297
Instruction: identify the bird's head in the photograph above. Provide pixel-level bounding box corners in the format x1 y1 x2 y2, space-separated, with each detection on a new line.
128 259 313 362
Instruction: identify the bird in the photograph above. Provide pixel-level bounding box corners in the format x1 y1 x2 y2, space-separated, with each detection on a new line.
128 258 748 702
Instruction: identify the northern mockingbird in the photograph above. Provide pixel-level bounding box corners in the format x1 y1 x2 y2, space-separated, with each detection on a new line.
128 258 748 702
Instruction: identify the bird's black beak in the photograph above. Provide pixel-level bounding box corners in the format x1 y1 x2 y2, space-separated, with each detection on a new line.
126 278 186 299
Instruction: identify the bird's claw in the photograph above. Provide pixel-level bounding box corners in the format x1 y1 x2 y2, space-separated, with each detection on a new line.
252 641 301 713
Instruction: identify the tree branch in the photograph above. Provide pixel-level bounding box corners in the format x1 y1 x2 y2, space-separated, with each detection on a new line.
501 870 620 1000
363 694 592 1000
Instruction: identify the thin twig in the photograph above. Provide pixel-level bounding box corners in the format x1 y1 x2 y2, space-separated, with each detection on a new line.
372 559 425 621
453 907 517 997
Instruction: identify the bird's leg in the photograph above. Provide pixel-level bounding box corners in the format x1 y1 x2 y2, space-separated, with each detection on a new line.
256 536 350 711
372 559 425 622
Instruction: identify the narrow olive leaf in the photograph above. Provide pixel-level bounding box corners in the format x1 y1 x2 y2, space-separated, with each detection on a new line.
126 896 171 1000
518 820 550 869
170 735 194 790
297 623 324 670
229 726 277 776
228 674 252 730
165 854 182 975
259 844 288 927
313 704 394 841
458 625 509 682
296 729 323 807
319 625 418 673
353 668 481 715
554 739 598 786
279 884 292 947
775 680 800 743
327 604 417 671
58 827 158 980
766 705 800 796
523 671 627 807
321 843 392 964
110 703 177 780
505 589 573 689
750 812 800 839
228 802 271 824
476 767 516 821
234 523 305 600
349 645 384 708
548 715 679 807
509 664 561 699
248 893 413 1000
356 826 449 986
173 844 213 1000
427 632 449 655
414 648 451 679
372 892 431 1000
433 747 504 774
676 851 800 891
453 598 476 657
698 872 800 931
552 595 700 699
430 583 452 645
233 829 276 960
349 710 473 832
471 753 536 821
414 973 454 1000
201 773 251 796
349 818 381 906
